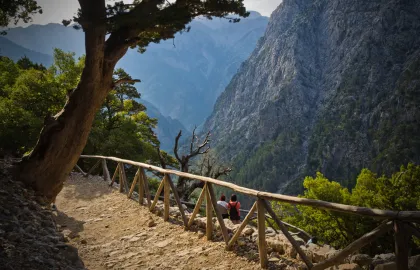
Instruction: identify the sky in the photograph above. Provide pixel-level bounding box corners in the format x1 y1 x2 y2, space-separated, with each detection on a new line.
24 0 282 26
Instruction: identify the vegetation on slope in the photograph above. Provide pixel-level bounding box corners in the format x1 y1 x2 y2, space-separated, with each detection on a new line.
273 164 420 253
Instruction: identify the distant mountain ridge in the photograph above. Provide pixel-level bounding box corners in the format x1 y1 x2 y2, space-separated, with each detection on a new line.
120 11 268 129
0 37 52 66
3 23 85 56
204 0 420 194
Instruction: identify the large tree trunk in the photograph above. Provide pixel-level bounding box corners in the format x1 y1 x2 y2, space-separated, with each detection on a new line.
15 0 122 201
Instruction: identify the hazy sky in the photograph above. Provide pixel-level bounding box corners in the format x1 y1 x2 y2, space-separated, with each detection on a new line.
25 0 282 25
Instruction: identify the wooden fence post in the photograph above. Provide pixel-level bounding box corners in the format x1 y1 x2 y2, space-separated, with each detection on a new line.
165 174 188 227
395 221 409 270
118 163 124 193
74 164 87 176
138 168 144 204
262 199 313 268
84 160 101 178
102 159 111 182
141 169 151 207
257 198 268 269
164 173 170 221
110 164 119 187
206 184 213 241
128 169 139 199
150 177 165 211
187 185 207 229
119 163 129 193
207 183 230 244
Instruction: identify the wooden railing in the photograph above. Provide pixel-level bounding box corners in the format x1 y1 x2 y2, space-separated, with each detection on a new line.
78 155 420 270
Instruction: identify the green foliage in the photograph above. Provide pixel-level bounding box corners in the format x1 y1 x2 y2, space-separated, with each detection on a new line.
0 52 176 170
0 56 20 95
0 0 42 32
16 56 46 70
273 164 420 253
0 55 66 155
83 66 164 166
49 49 84 90
61 0 249 55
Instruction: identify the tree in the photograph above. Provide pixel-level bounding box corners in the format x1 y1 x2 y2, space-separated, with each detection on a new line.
85 67 162 164
0 0 42 34
16 0 248 201
273 164 420 253
0 56 66 156
173 128 231 201
17 56 46 70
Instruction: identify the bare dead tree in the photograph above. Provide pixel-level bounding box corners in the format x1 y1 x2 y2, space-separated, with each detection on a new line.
173 128 231 201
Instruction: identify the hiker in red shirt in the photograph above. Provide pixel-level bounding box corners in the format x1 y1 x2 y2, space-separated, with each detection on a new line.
228 194 241 224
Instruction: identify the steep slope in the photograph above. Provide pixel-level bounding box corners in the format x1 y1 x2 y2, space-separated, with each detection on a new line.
0 37 53 66
204 0 420 194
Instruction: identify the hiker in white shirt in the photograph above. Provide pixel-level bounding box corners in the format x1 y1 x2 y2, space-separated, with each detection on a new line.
217 194 229 219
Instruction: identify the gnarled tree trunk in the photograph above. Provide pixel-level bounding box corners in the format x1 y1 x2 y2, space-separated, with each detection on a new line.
15 0 125 201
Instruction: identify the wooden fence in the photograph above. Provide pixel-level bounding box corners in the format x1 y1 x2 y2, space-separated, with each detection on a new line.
78 155 420 270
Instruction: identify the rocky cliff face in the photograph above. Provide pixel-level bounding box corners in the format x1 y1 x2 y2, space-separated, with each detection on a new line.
204 0 420 194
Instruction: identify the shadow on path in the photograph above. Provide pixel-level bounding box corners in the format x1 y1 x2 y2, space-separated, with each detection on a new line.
54 210 85 237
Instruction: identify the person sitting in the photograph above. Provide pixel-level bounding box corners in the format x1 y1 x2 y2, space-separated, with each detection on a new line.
228 194 241 224
216 194 229 219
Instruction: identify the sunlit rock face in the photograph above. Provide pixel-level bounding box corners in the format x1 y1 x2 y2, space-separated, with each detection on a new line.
204 0 420 194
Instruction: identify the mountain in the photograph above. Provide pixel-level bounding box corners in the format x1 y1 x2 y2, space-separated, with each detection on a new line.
119 11 268 129
0 37 52 66
141 100 190 152
204 0 420 194
3 13 268 130
3 23 84 56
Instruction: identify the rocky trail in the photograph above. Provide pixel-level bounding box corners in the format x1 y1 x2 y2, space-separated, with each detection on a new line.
55 173 266 270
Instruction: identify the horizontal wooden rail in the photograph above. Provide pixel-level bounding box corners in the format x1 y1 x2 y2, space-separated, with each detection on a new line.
80 155 420 220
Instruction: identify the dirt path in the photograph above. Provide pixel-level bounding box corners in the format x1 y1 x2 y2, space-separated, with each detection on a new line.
54 173 261 270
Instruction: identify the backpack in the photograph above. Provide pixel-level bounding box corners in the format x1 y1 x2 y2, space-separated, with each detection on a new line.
229 202 239 219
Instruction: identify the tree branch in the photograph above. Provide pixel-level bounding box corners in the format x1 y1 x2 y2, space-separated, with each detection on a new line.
190 126 197 154
112 78 140 88
174 130 182 163
156 147 167 169
214 167 232 179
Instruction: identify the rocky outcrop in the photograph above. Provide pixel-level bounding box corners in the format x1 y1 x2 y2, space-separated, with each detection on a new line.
0 162 84 270
204 0 420 194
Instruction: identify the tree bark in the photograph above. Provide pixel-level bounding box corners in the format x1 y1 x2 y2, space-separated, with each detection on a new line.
15 0 123 201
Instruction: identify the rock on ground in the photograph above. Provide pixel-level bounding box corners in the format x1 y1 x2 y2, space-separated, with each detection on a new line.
0 161 84 270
